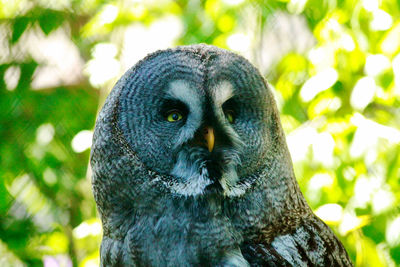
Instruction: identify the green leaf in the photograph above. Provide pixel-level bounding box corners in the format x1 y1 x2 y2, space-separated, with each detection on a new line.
11 17 30 43
38 9 65 35
0 179 11 215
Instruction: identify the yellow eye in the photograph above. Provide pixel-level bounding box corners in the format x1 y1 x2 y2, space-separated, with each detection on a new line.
167 110 183 122
225 110 235 124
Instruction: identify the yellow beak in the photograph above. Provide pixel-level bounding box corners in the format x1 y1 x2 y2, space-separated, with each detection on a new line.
204 126 215 152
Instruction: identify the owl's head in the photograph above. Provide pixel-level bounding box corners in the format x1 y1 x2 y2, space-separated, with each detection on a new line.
107 44 290 198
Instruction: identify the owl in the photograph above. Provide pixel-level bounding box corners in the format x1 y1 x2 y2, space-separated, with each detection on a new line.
90 44 352 266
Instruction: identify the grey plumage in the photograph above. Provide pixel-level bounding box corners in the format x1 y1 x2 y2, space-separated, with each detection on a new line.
90 44 352 266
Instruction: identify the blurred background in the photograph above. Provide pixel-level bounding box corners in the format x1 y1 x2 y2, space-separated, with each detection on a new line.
0 0 399 266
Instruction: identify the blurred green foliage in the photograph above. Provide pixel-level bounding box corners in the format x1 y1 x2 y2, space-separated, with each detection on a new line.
0 0 399 266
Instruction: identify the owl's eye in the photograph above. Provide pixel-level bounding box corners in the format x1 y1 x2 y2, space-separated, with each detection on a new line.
166 110 183 122
224 110 235 124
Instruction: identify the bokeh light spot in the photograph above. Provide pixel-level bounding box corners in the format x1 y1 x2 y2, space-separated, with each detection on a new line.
350 77 376 110
362 0 379 11
36 123 55 146
315 204 343 224
386 217 400 247
43 168 57 186
73 219 102 239
372 189 394 214
365 54 391 76
85 43 120 87
393 53 400 95
370 9 392 31
300 68 338 102
222 0 245 6
350 113 400 158
99 4 118 24
339 212 369 235
227 33 250 52
71 130 93 153
312 132 335 167
287 0 307 14
4 66 20 91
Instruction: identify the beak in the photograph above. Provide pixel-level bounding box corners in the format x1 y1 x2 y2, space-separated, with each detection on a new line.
204 126 215 152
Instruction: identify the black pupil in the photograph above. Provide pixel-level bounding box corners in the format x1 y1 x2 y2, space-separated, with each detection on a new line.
172 113 179 120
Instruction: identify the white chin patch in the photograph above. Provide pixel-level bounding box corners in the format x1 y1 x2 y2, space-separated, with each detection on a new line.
168 163 250 197
170 166 213 197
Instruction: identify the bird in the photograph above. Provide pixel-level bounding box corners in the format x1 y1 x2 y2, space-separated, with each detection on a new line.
90 44 353 266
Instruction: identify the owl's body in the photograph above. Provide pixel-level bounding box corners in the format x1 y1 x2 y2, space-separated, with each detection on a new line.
91 45 352 266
